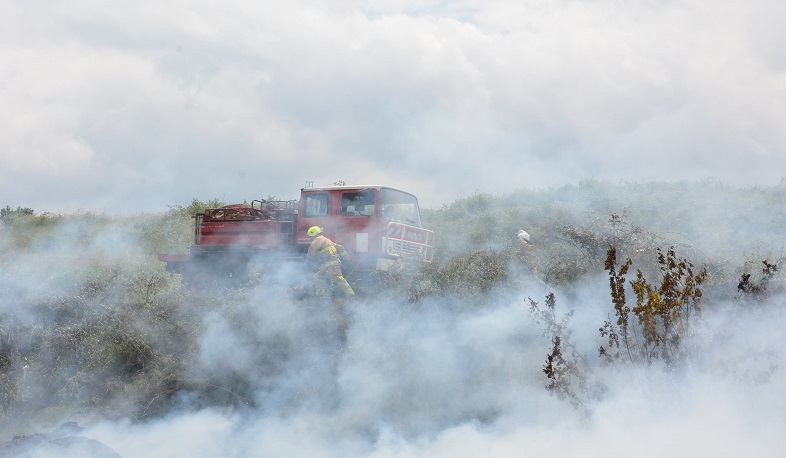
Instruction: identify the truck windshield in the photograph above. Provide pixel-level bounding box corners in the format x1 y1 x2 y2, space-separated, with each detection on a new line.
380 188 422 227
341 189 375 216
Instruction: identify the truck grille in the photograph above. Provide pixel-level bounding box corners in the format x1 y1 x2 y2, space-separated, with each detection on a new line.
382 222 435 262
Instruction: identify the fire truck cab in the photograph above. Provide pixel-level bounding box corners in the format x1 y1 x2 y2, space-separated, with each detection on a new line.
295 185 435 271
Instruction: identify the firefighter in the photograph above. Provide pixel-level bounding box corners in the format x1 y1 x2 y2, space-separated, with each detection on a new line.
306 226 355 298
515 229 538 275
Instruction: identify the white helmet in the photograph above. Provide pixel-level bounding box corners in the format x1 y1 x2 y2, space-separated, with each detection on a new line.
517 230 530 242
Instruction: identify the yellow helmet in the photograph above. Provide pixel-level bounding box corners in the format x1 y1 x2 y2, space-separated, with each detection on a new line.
307 226 323 237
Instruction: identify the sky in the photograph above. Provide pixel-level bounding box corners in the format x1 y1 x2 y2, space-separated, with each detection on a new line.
3 0 786 215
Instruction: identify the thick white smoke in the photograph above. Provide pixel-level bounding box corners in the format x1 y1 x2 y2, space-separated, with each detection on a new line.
78 285 786 457
2 206 784 457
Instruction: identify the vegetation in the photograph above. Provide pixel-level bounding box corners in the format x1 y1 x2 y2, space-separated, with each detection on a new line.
599 246 708 370
0 180 784 434
529 292 603 413
166 198 226 218
0 206 34 219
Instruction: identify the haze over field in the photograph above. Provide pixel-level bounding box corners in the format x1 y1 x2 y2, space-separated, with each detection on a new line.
3 0 786 214
86 291 786 458
2 0 786 456
1 182 785 456
4 253 785 457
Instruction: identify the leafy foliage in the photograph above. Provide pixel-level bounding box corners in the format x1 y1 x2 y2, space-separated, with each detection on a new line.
547 209 661 286
1 180 785 428
420 179 785 287
422 249 509 299
736 260 782 303
599 246 708 370
0 264 195 420
530 293 603 412
166 198 226 218
0 206 34 219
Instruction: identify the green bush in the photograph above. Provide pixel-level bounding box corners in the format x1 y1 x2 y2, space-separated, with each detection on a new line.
166 198 226 218
0 206 34 219
1 183 785 427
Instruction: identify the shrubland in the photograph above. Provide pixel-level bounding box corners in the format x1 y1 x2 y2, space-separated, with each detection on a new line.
0 182 784 439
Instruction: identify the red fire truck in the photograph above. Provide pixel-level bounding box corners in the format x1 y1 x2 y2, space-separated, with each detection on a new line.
158 184 436 293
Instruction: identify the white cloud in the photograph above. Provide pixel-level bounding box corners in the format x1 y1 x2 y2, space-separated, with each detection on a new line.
2 0 785 214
